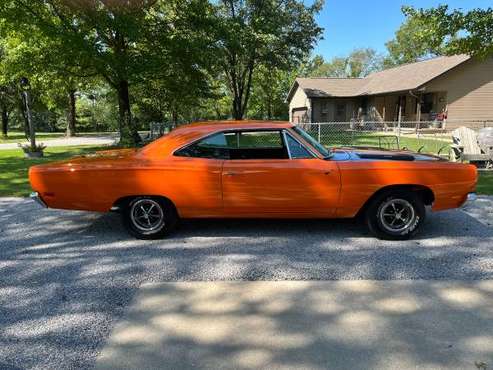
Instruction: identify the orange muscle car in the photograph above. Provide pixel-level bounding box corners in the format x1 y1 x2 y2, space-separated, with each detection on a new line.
29 121 478 240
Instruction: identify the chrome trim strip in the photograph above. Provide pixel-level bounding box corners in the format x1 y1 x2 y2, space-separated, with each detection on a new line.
282 131 293 159
30 192 48 208
282 130 316 159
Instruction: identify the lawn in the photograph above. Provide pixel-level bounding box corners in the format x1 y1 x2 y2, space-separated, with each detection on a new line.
316 132 450 155
477 171 493 195
0 146 111 197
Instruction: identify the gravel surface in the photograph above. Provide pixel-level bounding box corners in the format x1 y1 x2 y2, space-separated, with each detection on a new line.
0 197 492 369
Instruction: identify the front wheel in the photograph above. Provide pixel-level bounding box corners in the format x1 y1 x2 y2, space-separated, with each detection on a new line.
365 191 426 240
122 197 178 239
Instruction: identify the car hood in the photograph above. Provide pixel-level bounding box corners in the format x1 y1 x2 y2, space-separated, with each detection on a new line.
330 147 446 162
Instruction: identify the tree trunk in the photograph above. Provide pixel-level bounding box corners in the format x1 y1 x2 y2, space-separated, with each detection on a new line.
1 106 8 138
117 80 140 146
230 62 255 120
66 89 77 137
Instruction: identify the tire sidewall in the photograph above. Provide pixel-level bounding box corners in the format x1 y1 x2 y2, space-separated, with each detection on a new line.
367 191 425 240
123 197 177 239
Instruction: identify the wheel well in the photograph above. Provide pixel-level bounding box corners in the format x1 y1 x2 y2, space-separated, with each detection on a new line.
111 195 177 213
356 185 435 218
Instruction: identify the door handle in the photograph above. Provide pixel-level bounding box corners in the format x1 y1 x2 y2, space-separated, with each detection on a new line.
224 172 238 176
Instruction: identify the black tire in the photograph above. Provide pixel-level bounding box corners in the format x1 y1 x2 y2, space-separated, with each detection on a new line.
365 190 426 240
122 196 178 239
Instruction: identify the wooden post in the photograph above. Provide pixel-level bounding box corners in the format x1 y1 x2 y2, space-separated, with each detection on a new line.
397 101 402 148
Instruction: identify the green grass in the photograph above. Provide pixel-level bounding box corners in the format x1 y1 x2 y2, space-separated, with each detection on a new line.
0 145 111 197
0 132 66 143
477 172 493 195
317 132 450 155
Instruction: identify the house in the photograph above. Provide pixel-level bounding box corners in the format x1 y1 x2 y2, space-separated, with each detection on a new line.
287 55 493 129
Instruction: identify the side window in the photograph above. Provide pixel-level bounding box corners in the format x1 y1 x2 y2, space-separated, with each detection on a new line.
238 131 283 148
229 131 289 160
175 132 231 159
285 133 313 159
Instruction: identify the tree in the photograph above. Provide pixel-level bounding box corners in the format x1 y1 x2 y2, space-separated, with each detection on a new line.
0 0 213 145
384 12 444 67
248 66 293 120
213 0 323 120
302 48 383 78
401 5 493 59
346 48 383 77
0 84 16 137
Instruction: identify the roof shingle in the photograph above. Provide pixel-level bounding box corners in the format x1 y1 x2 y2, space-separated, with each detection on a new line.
290 55 470 100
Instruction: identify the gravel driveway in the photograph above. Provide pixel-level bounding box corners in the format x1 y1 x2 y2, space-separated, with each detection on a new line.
0 197 492 369
0 135 116 150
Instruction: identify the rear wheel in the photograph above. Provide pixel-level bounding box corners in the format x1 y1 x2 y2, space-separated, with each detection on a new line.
122 197 178 239
365 191 425 240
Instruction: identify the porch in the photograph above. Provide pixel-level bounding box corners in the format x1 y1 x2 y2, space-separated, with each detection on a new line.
310 91 448 124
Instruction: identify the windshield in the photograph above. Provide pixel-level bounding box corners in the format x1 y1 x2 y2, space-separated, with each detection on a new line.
292 126 331 158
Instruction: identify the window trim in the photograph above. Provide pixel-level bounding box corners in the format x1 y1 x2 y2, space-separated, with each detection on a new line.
282 130 315 159
173 128 316 161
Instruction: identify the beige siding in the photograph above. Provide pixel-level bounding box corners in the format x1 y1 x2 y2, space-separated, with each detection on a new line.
289 87 311 122
424 57 493 124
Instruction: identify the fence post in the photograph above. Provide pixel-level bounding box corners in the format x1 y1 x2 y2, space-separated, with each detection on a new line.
397 106 402 149
318 123 321 143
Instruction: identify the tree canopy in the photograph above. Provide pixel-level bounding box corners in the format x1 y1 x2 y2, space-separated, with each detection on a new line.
402 5 493 59
301 48 383 78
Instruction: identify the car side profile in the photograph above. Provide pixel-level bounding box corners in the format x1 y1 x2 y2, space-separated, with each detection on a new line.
29 120 478 240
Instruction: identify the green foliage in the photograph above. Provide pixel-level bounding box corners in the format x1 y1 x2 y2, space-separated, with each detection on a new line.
384 14 443 67
212 0 323 119
301 48 383 78
402 5 493 59
0 0 215 144
247 66 293 120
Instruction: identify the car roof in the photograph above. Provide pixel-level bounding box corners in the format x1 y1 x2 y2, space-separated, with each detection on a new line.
174 120 292 131
139 120 294 157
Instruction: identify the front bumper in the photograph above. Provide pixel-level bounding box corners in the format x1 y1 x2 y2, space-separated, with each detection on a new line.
30 192 48 208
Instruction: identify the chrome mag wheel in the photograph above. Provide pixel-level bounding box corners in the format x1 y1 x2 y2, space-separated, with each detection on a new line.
130 198 165 232
378 198 416 233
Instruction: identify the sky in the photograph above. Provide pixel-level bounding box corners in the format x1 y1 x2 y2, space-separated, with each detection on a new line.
314 0 492 60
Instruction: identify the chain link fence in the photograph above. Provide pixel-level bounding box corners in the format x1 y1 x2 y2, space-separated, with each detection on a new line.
296 120 493 160
148 120 493 164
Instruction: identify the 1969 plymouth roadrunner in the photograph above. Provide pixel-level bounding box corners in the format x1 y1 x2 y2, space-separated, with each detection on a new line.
29 121 477 240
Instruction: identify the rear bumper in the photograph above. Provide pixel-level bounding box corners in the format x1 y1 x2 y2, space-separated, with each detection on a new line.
30 192 48 208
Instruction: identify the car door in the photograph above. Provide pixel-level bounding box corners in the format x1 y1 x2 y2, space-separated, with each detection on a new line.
222 130 340 217
170 132 234 217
